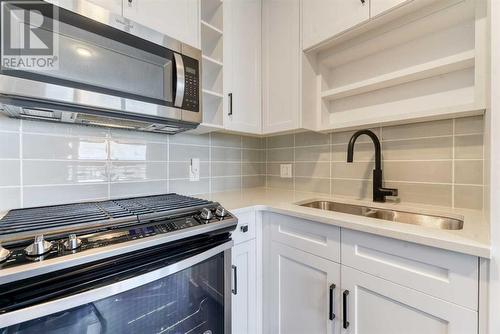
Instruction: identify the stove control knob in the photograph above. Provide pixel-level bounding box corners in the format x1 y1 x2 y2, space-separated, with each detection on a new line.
0 244 11 263
215 206 227 218
200 208 213 221
25 235 53 256
63 234 82 251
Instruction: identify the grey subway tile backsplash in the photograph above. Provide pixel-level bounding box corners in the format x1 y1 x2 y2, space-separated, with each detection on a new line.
0 187 21 211
23 184 109 207
211 147 241 161
381 119 452 140
110 180 168 198
0 132 19 159
0 114 264 211
454 115 483 135
0 114 483 211
212 177 242 192
0 160 20 187
266 134 294 148
294 162 330 178
382 137 453 161
454 185 483 210
265 116 485 209
454 134 484 159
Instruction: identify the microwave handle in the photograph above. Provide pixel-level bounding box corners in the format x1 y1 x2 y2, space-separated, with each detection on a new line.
173 53 185 108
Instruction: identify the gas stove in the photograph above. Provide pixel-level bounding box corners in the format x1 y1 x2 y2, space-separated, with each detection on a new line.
0 194 237 282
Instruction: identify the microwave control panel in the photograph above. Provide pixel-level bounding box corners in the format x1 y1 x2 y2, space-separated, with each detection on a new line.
182 55 200 113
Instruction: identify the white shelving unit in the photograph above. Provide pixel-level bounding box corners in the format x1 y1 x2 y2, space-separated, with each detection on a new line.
197 0 224 132
301 0 487 132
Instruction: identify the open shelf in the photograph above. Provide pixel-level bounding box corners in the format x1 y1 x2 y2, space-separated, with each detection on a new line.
202 91 224 127
301 0 487 132
201 21 223 62
321 50 475 101
203 89 224 99
202 54 223 67
199 0 224 130
201 20 223 36
201 0 223 31
202 56 223 94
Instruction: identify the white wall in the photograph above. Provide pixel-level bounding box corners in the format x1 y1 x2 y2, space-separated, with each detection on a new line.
489 0 499 332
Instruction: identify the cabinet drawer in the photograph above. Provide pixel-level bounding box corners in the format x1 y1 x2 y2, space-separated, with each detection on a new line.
266 212 340 262
231 210 256 245
341 229 478 310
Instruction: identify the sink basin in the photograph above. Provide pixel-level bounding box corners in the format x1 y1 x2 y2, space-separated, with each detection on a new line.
299 201 463 230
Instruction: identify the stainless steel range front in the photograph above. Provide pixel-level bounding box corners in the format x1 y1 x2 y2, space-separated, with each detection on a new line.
0 194 237 334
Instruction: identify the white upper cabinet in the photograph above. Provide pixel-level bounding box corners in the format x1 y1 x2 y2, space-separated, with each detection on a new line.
262 0 300 134
123 0 200 48
371 0 411 17
302 0 370 50
86 0 122 14
223 0 262 134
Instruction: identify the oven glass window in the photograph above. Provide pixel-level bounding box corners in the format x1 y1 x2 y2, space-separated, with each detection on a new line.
1 254 225 334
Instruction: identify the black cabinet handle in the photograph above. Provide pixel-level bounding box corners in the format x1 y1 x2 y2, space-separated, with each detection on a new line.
360 0 366 4
228 93 233 116
231 265 237 295
240 225 248 233
329 284 336 320
343 290 350 329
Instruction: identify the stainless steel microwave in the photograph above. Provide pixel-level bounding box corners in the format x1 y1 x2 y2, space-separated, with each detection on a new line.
0 0 201 134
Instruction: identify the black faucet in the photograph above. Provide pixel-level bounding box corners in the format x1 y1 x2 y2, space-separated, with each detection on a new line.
347 129 398 203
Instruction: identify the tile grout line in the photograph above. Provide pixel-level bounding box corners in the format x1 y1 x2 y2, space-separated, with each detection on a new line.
452 119 456 209
330 132 333 195
209 133 212 194
240 136 243 190
19 120 24 208
166 134 170 194
106 129 111 200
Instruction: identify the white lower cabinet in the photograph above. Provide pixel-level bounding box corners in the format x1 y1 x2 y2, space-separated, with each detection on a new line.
232 239 257 334
269 242 340 334
263 213 480 334
341 265 477 334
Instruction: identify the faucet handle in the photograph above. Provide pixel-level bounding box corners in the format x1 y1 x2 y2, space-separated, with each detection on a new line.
380 187 398 197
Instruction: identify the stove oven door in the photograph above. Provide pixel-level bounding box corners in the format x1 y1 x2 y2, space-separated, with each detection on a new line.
0 240 232 334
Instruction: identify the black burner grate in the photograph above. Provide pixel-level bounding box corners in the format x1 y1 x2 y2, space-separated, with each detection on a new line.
0 194 213 235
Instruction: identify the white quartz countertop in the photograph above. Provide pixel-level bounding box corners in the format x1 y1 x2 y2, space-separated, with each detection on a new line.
200 187 490 258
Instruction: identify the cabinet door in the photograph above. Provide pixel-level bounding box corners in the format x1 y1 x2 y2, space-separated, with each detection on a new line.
270 242 341 334
232 239 257 334
123 0 199 48
302 0 370 50
87 0 122 14
371 0 411 17
341 266 477 334
224 0 262 134
262 0 300 134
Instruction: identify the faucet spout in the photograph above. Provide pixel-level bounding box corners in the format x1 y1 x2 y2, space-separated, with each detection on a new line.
346 129 397 203
347 130 381 170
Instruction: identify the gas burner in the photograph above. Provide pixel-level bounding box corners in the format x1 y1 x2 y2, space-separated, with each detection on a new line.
0 194 236 272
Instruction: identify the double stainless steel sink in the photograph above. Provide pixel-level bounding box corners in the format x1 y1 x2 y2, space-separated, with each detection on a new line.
299 201 463 230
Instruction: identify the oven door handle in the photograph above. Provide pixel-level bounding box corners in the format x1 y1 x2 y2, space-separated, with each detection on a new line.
0 240 233 329
173 53 185 108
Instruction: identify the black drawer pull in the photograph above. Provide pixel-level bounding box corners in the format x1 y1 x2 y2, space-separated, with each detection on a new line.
343 290 350 329
329 284 336 320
